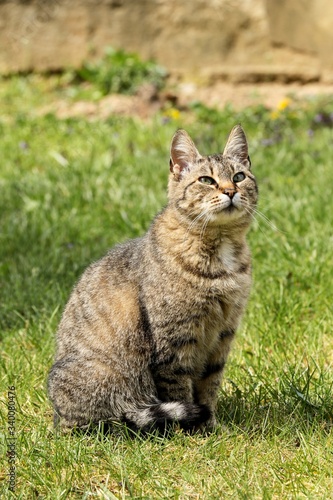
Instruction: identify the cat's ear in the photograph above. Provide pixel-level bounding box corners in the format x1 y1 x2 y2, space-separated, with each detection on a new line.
170 129 201 180
223 124 251 168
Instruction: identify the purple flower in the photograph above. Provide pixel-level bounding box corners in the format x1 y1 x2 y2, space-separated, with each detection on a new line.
313 112 333 127
314 113 324 124
261 138 275 146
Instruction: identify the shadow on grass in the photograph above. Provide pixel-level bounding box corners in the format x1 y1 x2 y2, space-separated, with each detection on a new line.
55 418 211 443
217 365 333 436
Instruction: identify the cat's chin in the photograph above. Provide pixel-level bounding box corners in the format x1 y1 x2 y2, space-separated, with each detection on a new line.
210 193 252 223
209 205 247 226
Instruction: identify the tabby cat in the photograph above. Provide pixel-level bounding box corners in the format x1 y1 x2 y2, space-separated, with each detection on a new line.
48 125 258 432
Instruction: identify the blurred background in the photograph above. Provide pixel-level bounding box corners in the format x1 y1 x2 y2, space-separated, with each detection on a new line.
1 0 333 110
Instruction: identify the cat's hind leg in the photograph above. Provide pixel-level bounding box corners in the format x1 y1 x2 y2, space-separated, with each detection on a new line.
48 356 122 428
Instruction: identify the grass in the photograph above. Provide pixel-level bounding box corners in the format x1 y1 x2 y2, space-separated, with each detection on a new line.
0 70 333 498
74 47 167 95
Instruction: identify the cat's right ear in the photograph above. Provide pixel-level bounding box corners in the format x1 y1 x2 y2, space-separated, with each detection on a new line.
223 124 250 168
170 129 201 181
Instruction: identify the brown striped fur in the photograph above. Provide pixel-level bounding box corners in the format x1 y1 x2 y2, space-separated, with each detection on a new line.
48 125 258 432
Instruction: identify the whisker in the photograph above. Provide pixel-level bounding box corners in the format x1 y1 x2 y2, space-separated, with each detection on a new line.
182 208 211 243
252 208 284 233
242 205 273 241
200 213 212 242
241 200 284 233
187 211 209 232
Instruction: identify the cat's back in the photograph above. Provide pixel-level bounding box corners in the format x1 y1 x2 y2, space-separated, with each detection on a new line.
55 236 147 358
75 235 145 293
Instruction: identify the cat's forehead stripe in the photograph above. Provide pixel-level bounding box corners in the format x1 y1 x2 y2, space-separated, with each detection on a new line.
210 154 247 173
200 155 235 177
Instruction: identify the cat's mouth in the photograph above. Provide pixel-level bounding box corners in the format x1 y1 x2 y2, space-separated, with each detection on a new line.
208 193 243 215
225 203 237 212
208 199 245 222
214 200 239 214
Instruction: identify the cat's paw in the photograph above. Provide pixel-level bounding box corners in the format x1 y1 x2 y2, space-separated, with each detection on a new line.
193 414 218 433
204 415 218 430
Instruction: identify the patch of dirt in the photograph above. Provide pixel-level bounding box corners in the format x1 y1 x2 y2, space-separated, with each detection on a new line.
37 83 162 120
177 81 333 110
37 81 333 121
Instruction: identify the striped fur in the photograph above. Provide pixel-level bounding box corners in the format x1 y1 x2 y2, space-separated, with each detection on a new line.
48 125 257 432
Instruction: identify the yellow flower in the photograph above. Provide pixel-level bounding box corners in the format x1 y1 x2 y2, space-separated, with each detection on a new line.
277 97 292 111
270 97 292 120
164 108 180 120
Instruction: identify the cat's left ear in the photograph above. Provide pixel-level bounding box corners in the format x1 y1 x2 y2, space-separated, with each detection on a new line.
223 124 251 168
170 129 201 180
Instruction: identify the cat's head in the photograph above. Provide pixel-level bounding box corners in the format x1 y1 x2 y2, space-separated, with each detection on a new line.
168 125 258 230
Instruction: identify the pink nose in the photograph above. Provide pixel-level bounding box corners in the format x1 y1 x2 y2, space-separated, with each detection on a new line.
223 188 236 199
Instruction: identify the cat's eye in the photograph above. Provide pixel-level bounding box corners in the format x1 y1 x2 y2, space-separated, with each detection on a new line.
233 172 246 183
198 176 216 186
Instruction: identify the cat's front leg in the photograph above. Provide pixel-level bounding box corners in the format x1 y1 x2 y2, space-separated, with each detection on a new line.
194 329 235 429
153 364 194 403
150 326 202 404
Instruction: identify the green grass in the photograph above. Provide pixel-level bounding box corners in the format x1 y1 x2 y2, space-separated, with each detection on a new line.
74 47 167 96
1 73 333 498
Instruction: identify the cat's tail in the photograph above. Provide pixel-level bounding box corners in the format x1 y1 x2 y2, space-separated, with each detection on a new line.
123 401 211 432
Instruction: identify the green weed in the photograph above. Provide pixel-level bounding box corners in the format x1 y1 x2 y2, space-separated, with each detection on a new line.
74 47 167 95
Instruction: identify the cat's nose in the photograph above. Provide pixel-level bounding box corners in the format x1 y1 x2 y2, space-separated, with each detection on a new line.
220 182 236 198
223 187 236 199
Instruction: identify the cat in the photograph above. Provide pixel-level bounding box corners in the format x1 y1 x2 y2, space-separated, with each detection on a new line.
48 124 258 432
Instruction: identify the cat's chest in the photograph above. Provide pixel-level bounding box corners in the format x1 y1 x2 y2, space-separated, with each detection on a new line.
216 240 239 272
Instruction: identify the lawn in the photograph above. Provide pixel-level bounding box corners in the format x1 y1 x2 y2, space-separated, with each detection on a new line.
1 70 333 499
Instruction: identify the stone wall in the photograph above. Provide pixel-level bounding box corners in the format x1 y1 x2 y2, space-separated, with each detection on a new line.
266 0 333 83
0 0 332 82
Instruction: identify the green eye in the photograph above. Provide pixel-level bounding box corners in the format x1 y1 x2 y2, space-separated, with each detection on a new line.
198 176 216 186
233 172 246 183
